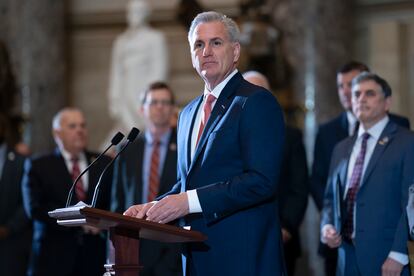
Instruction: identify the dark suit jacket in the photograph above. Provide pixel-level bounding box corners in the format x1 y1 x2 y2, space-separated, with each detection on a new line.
0 147 31 276
311 111 410 210
165 72 287 275
21 148 112 276
321 121 414 275
111 128 181 276
279 127 308 263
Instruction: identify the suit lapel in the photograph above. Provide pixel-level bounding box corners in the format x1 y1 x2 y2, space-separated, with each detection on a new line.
85 151 97 200
188 73 242 173
53 149 77 205
134 139 145 203
360 121 396 188
339 137 355 192
184 97 203 172
340 112 349 138
159 128 177 193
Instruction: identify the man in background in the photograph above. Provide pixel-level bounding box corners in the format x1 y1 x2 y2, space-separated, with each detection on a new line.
311 61 410 275
22 107 113 276
0 114 31 276
321 72 414 275
243 70 308 276
111 81 181 276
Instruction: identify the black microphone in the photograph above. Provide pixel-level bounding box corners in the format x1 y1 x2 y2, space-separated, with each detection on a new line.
65 132 125 207
91 127 140 208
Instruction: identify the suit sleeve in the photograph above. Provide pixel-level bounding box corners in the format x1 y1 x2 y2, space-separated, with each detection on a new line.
197 91 285 224
5 156 31 236
21 158 63 230
311 127 329 211
392 136 414 253
320 144 341 230
279 129 309 233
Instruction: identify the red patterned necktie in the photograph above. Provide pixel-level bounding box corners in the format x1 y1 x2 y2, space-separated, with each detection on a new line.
147 140 160 202
196 93 216 146
71 157 86 202
343 132 370 240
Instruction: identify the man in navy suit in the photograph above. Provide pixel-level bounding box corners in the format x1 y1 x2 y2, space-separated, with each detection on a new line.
243 71 308 276
311 61 410 275
0 115 31 276
321 72 414 275
111 81 181 276
125 11 286 275
22 108 113 276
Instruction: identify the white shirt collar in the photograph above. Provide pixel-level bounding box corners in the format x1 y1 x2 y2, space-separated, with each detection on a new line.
346 111 358 136
357 115 389 141
203 69 238 99
144 128 171 145
59 146 86 162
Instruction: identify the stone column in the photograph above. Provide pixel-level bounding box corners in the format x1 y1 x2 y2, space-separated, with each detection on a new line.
0 0 66 154
270 1 353 275
271 0 353 126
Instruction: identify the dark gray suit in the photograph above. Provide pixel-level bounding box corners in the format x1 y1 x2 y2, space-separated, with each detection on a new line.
0 147 31 276
111 128 182 276
22 149 112 276
321 120 414 275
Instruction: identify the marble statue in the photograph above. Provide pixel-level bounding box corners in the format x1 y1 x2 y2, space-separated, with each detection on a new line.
108 0 168 132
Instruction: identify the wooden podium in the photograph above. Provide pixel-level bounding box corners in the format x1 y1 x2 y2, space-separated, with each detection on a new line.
49 205 206 276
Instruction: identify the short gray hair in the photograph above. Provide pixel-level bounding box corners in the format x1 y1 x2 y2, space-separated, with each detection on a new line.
352 72 392 98
188 11 240 43
52 107 82 130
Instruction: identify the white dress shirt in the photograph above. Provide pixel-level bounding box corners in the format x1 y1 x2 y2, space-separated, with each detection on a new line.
322 115 407 265
187 69 238 213
60 148 89 191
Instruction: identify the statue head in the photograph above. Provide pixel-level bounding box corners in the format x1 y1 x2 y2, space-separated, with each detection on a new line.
127 0 150 28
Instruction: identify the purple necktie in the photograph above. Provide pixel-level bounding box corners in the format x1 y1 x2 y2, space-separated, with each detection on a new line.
343 132 370 240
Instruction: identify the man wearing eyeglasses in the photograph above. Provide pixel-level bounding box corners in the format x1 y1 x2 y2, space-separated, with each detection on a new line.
111 81 181 276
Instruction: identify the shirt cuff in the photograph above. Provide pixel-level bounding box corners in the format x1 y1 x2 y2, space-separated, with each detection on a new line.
388 251 409 265
187 189 202 213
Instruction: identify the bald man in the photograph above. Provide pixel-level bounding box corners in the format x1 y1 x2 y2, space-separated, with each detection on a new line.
243 71 309 276
22 108 113 276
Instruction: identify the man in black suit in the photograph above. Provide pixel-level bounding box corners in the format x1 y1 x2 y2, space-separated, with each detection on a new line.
243 71 309 275
111 81 181 276
0 115 31 276
22 107 113 276
311 61 410 276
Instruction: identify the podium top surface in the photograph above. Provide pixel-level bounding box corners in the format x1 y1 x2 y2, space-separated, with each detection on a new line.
49 205 207 243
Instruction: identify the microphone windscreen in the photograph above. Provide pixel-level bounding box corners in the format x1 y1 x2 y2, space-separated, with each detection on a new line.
127 127 140 142
111 132 125 145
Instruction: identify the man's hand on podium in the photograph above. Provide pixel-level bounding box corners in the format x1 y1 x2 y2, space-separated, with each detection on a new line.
146 193 189 224
124 192 189 224
124 202 155 219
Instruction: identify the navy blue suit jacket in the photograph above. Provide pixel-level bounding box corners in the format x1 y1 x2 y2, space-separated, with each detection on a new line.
321 121 414 275
311 111 410 211
111 129 181 276
21 149 112 276
164 72 286 275
0 147 31 276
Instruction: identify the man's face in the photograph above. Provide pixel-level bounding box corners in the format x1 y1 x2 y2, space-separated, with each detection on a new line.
352 80 391 128
189 21 240 89
54 110 88 155
141 88 174 129
337 69 362 111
